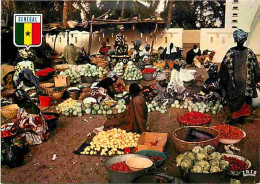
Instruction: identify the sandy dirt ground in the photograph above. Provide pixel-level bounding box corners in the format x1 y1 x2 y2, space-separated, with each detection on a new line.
1 107 260 183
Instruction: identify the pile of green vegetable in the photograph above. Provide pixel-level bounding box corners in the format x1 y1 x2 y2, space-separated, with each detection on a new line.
176 145 229 173
115 99 127 113
147 101 168 114
123 61 142 81
80 64 98 77
83 100 112 115
60 68 82 84
171 99 223 115
113 62 124 74
56 98 83 116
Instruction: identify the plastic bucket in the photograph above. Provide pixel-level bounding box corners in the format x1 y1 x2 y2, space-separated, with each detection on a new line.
42 112 60 130
39 96 52 107
104 154 149 183
136 150 168 167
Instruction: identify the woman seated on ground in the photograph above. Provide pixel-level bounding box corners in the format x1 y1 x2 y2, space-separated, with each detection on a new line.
11 89 49 145
94 83 148 134
193 50 215 68
91 76 118 102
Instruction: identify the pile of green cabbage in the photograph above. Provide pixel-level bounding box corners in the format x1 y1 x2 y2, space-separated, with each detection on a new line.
113 62 124 74
80 64 98 77
60 68 82 84
83 101 112 115
56 98 83 116
115 99 127 113
147 101 167 114
123 61 142 81
171 99 223 115
176 145 229 173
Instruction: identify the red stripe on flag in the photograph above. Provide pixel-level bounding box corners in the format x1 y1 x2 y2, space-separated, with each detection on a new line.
32 23 41 45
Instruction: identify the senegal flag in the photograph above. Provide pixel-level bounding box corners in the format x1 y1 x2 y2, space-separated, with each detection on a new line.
14 14 42 47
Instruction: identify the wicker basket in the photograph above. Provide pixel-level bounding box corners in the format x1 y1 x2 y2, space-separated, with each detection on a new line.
40 83 54 88
54 64 68 72
173 126 220 153
51 91 64 102
1 104 19 119
153 62 166 69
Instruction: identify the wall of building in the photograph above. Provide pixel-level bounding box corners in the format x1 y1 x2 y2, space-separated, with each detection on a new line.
248 8 260 57
200 28 237 62
225 0 260 31
46 28 184 55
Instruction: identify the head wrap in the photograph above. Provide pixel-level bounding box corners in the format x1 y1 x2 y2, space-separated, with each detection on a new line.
233 29 248 43
156 73 166 81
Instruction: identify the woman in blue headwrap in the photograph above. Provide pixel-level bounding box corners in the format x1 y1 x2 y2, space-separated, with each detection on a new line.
219 29 259 125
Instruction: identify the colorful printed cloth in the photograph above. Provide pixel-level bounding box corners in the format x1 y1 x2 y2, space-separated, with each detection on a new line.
15 108 49 145
231 103 251 119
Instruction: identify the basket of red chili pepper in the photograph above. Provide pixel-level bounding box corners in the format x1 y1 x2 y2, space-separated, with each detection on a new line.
222 154 251 176
141 68 156 81
213 125 246 144
177 111 211 127
36 68 56 81
136 150 168 167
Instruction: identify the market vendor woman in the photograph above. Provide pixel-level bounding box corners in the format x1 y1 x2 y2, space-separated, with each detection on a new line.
219 29 259 125
95 83 148 134
11 89 49 145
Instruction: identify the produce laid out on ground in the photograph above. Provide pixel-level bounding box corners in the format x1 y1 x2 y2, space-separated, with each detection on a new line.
80 128 139 156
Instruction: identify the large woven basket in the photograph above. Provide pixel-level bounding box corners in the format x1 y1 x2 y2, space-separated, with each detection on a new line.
173 126 220 153
1 104 19 119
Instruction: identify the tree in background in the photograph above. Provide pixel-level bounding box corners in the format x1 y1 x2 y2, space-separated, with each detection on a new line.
193 0 225 28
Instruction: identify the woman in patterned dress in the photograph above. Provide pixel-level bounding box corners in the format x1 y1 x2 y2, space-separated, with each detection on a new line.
11 89 49 145
219 29 259 125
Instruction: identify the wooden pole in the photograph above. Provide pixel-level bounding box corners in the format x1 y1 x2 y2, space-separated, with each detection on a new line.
167 0 173 29
88 15 94 56
150 21 158 56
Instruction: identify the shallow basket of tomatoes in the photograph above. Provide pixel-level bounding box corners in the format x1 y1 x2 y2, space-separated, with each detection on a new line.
177 111 211 127
136 150 168 167
222 154 251 176
104 154 151 183
1 123 16 138
213 124 246 144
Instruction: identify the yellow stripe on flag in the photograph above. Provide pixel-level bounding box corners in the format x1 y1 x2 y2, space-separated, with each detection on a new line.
24 23 32 46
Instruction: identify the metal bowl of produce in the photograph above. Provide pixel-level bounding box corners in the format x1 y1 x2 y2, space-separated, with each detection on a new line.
104 154 151 183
